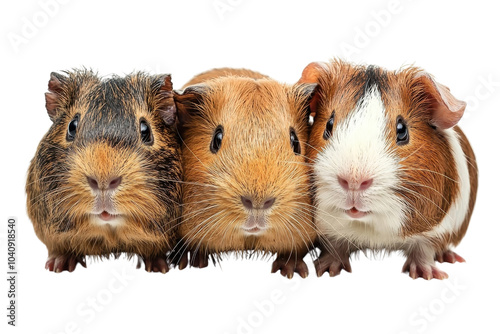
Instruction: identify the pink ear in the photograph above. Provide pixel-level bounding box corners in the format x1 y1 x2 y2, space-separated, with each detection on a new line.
45 72 65 122
298 61 328 84
417 72 466 129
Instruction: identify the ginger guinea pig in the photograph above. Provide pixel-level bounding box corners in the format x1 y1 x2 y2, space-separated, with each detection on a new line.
299 60 478 280
173 68 317 278
26 70 181 273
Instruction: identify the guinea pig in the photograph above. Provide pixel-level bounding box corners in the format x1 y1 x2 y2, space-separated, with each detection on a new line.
298 59 478 280
172 68 317 278
26 70 182 273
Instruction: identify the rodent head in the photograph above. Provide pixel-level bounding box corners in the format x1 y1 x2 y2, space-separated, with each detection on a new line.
33 70 181 232
175 76 317 253
300 60 466 237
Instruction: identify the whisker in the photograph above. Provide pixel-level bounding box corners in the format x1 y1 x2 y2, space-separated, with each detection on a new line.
399 167 458 183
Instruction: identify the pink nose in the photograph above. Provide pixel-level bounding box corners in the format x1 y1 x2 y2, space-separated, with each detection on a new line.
338 175 373 191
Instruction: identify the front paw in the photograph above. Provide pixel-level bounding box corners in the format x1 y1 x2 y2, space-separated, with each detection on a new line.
435 250 465 264
402 258 448 280
313 252 351 277
138 255 170 274
189 251 210 268
168 250 210 270
271 254 309 279
46 254 86 273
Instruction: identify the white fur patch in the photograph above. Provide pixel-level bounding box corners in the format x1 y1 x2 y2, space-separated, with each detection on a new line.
314 87 471 253
422 128 470 240
314 87 408 249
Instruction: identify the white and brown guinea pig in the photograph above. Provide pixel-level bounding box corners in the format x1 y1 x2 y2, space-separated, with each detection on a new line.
299 59 478 280
26 70 182 273
173 68 317 278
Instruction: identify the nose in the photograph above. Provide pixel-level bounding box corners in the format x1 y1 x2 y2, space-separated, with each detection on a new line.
337 175 373 191
262 197 275 209
87 176 122 191
240 196 276 210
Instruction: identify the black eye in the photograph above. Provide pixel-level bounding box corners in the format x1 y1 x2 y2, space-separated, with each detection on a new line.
66 114 80 141
396 116 409 145
210 125 224 153
323 111 335 140
140 119 153 145
290 128 301 155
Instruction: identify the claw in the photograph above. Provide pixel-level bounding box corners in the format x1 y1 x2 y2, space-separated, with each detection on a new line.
403 258 448 280
142 255 169 274
435 250 465 264
295 260 309 278
177 252 189 270
314 251 351 278
46 254 86 273
191 252 209 268
271 254 309 279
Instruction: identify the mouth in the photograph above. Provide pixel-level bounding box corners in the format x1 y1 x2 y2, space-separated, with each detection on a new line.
242 226 267 235
96 211 120 221
345 207 370 219
242 214 268 235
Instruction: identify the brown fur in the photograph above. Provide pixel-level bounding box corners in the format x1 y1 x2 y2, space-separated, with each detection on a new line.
182 68 268 87
26 70 182 265
302 58 477 250
429 127 478 249
175 68 317 259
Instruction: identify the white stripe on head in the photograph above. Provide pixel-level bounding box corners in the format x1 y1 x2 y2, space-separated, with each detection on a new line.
314 87 408 248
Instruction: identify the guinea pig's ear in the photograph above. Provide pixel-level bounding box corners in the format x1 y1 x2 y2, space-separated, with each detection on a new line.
45 72 68 122
298 61 328 84
174 84 208 126
156 74 177 126
298 62 328 121
416 72 466 129
293 83 318 125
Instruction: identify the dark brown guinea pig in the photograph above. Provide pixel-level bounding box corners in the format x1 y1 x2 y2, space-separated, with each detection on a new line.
299 59 478 280
173 68 317 278
26 70 181 273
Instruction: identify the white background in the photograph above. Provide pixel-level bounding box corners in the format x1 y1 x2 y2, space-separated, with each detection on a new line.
1 0 499 333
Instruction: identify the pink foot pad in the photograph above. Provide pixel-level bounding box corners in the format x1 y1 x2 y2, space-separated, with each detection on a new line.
435 250 466 264
402 259 448 280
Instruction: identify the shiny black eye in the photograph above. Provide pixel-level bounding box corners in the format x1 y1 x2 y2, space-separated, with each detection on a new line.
290 128 301 155
140 119 153 145
323 111 335 140
66 114 80 141
396 116 409 145
210 125 223 153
